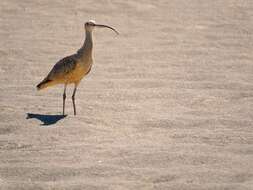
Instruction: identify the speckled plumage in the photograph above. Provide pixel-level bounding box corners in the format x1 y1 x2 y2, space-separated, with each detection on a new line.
37 53 92 89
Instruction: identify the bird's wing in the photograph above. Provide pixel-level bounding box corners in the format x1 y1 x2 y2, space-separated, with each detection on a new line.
46 55 77 80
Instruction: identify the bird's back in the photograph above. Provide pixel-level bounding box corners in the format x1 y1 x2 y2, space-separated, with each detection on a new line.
37 52 93 90
47 55 77 81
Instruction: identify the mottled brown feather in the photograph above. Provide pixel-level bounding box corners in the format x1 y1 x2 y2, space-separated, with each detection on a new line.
47 55 77 81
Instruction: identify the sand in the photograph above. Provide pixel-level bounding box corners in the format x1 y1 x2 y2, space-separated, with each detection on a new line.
0 0 253 189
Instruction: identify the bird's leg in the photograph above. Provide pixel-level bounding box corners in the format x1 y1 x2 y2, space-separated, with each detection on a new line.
63 84 67 115
72 84 78 115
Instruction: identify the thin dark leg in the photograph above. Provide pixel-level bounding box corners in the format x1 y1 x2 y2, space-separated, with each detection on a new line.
72 84 77 115
63 84 67 115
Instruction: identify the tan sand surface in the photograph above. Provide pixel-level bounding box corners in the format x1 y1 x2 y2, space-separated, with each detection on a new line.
0 0 253 189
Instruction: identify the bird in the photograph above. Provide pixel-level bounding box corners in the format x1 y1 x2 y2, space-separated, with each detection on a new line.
37 20 119 115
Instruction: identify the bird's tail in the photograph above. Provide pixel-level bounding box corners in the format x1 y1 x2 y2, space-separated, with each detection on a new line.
37 78 53 90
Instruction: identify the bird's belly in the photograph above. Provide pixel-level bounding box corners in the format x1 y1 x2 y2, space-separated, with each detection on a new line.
66 63 92 83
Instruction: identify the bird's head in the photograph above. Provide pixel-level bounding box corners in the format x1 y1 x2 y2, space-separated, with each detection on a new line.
84 20 119 35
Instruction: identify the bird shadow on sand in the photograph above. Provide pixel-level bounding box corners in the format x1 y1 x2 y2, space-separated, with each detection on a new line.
26 113 67 126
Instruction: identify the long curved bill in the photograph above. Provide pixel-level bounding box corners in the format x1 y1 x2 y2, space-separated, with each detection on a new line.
95 24 119 35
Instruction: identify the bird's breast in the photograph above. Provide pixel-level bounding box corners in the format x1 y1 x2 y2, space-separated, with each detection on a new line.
66 59 92 83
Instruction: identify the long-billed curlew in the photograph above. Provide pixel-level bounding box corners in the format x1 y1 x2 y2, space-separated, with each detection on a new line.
37 20 119 115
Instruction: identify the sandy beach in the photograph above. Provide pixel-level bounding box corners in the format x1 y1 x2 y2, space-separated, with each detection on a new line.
0 0 253 189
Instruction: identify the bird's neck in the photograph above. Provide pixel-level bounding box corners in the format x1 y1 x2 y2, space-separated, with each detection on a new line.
77 30 93 58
